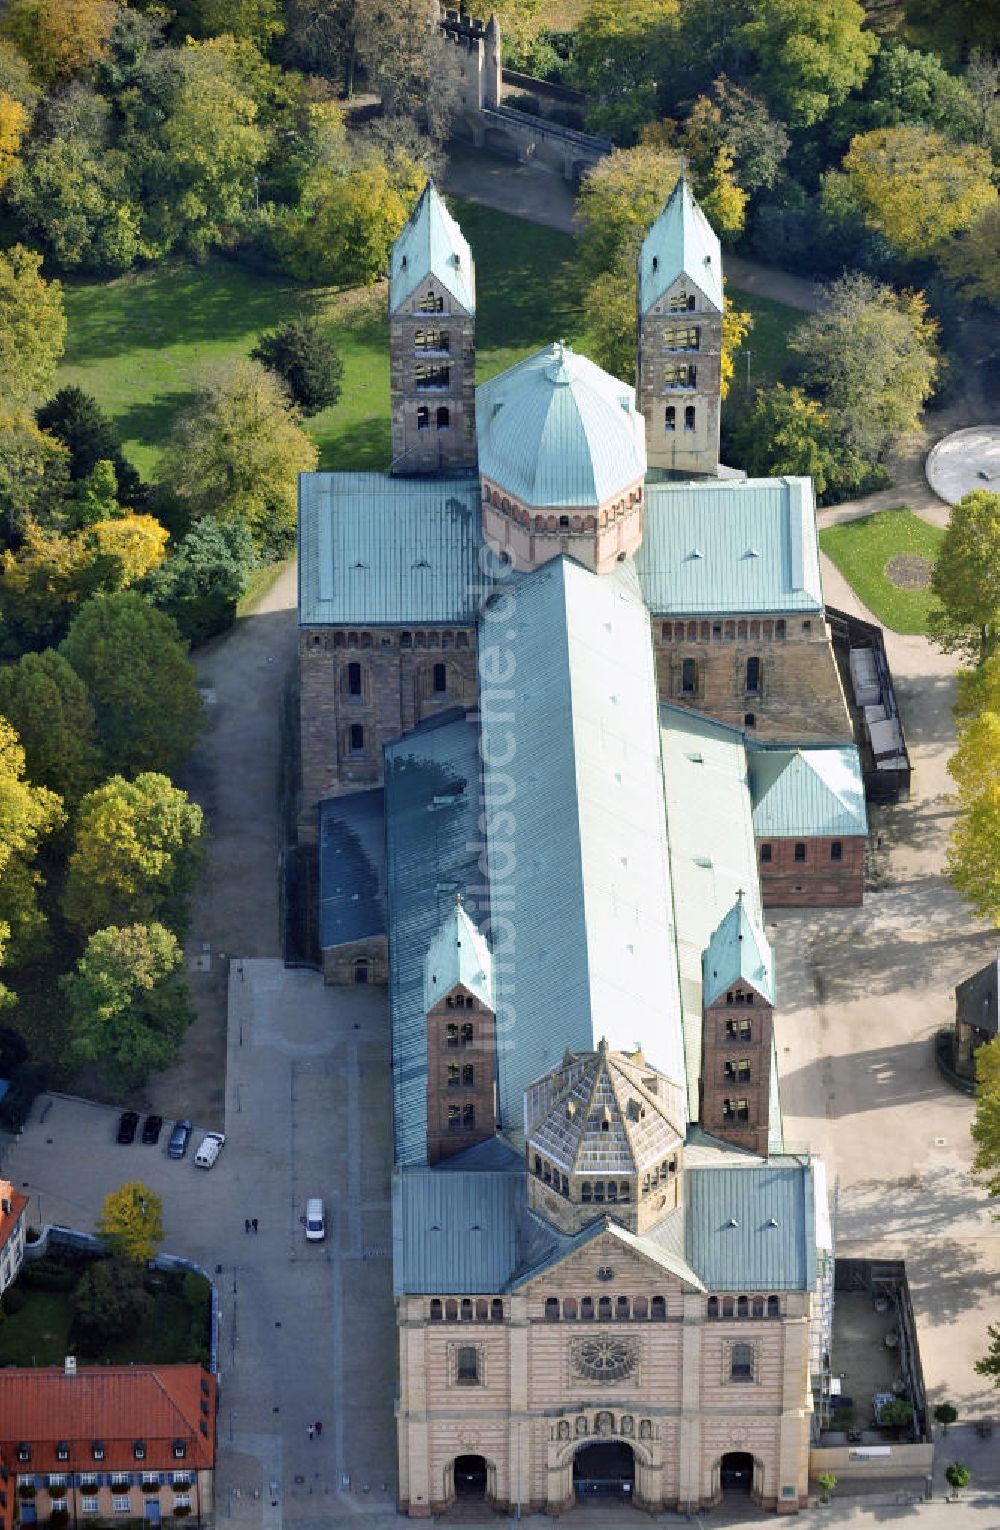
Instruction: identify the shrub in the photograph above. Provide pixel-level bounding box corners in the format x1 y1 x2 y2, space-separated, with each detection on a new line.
19 1258 77 1292
816 1472 837 1497
880 1398 914 1428
3 1285 26 1314
935 1402 958 1431
946 1462 971 1495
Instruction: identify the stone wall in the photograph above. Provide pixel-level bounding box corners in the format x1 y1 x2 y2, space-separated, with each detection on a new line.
321 934 388 986
757 836 865 908
396 1228 813 1515
653 615 853 743
638 283 722 477
700 987 773 1156
389 295 476 474
425 992 497 1163
299 626 479 822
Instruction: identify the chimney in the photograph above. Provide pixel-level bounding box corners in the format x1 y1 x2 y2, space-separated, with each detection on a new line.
64 1356 77 1377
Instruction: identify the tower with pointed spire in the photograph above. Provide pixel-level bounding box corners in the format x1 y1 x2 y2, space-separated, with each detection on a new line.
699 892 775 1155
636 177 723 478
423 897 497 1163
388 181 478 475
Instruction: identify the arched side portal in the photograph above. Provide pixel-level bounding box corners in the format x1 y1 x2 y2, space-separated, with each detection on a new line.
713 1451 764 1506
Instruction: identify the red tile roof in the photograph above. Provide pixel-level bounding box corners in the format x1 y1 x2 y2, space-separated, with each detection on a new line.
0 1182 28 1254
0 1365 216 1471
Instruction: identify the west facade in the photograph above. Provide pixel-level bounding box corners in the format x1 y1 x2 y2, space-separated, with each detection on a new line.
298 177 858 1514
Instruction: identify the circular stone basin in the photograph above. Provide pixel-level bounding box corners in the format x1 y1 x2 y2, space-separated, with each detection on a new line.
926 425 1000 506
885 554 932 590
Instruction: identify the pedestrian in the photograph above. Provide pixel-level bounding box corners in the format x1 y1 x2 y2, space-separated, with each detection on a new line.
307 1425 315 1441
252 1217 258 1233
314 1421 322 1437
244 1218 250 1234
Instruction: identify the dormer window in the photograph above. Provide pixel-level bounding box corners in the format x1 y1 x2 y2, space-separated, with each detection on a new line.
172 1442 186 1460
16 1446 30 1464
56 1445 69 1463
92 1444 105 1462
133 1443 146 1461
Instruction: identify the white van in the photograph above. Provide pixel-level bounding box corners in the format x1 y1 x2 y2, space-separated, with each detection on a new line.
305 1197 326 1241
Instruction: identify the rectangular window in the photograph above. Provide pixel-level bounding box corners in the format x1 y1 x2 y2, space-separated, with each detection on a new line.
171 1475 191 1489
46 1478 65 1491
725 1018 752 1039
461 1022 474 1046
668 291 695 312
173 1497 190 1511
759 843 772 864
349 723 365 753
665 326 700 351
462 1063 474 1086
418 291 444 313
830 841 843 861
82 1500 99 1515
724 1059 751 1082
663 364 696 389
723 1097 750 1122
456 1345 480 1385
142 1474 159 1487
414 329 449 352
794 842 807 863
50 1502 68 1515
462 1102 475 1129
111 1477 129 1491
681 658 697 695
113 1498 131 1514
446 1023 459 1047
433 662 447 695
415 362 450 390
730 1342 754 1381
745 656 761 695
447 1064 461 1088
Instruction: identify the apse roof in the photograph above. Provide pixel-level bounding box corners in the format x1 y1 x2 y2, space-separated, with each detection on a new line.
639 176 723 316
389 180 475 314
476 342 647 508
702 894 775 1009
636 476 824 615
748 745 869 839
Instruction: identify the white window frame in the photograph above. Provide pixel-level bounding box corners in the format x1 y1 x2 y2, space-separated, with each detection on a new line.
81 1498 99 1515
142 1473 160 1487
112 1496 131 1513
173 1495 191 1510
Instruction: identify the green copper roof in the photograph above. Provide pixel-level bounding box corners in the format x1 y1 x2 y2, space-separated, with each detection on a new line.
298 472 486 627
702 894 775 1009
658 706 767 1118
636 476 824 615
684 1161 816 1291
476 342 646 507
424 898 494 1012
749 746 868 839
389 180 475 315
392 1166 523 1295
480 558 685 1148
639 176 723 316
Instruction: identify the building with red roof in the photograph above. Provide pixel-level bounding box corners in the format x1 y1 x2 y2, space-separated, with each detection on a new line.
0 1182 29 1301
0 1361 217 1530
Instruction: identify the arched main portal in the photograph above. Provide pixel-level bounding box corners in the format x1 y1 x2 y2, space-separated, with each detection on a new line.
720 1451 754 1496
453 1455 488 1499
573 1441 635 1501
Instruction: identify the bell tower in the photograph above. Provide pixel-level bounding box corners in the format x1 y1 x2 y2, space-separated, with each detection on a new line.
636 177 723 478
424 897 497 1163
699 892 775 1156
388 180 477 475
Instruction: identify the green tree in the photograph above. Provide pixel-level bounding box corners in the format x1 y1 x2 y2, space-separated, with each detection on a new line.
947 786 1000 926
252 316 344 416
87 512 169 589
732 385 847 500
36 387 145 505
1 521 98 650
0 717 64 986
63 773 204 938
353 0 460 139
841 127 997 259
63 922 192 1089
8 131 148 274
146 37 266 259
0 413 71 546
182 0 285 45
976 1323 1000 1387
0 245 66 413
738 0 878 126
95 1180 165 1263
696 76 790 193
938 204 1000 310
902 0 1000 66
934 1403 958 1432
275 149 423 287
60 591 204 778
72 1256 152 1342
971 1032 1000 1194
144 514 257 645
573 0 678 140
161 361 318 558
945 1463 971 1498
930 492 1000 663
789 274 939 470
854 42 978 140
0 0 116 87
0 649 102 806
577 144 683 283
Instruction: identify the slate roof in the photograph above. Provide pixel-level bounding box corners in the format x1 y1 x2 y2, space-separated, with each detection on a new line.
389 180 475 315
384 713 485 1166
636 476 824 615
479 558 685 1146
424 898 494 1012
702 895 775 1010
955 951 1000 1036
0 1181 27 1258
0 1365 216 1470
318 789 385 950
476 343 646 508
639 176 723 316
684 1162 816 1291
748 745 869 839
525 1042 685 1179
392 1167 524 1295
298 472 486 627
658 707 763 1113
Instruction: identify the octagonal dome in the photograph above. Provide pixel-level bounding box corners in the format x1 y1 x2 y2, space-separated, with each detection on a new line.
476 342 646 509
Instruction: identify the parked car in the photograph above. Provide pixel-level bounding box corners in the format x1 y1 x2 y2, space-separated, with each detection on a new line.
304 1197 326 1241
141 1114 163 1145
167 1119 193 1159
194 1130 225 1169
116 1110 139 1144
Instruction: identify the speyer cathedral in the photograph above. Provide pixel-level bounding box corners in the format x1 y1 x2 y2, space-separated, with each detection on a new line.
296 177 870 1513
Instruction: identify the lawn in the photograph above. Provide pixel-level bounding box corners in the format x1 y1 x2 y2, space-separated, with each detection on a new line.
820 508 944 635
56 201 799 479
